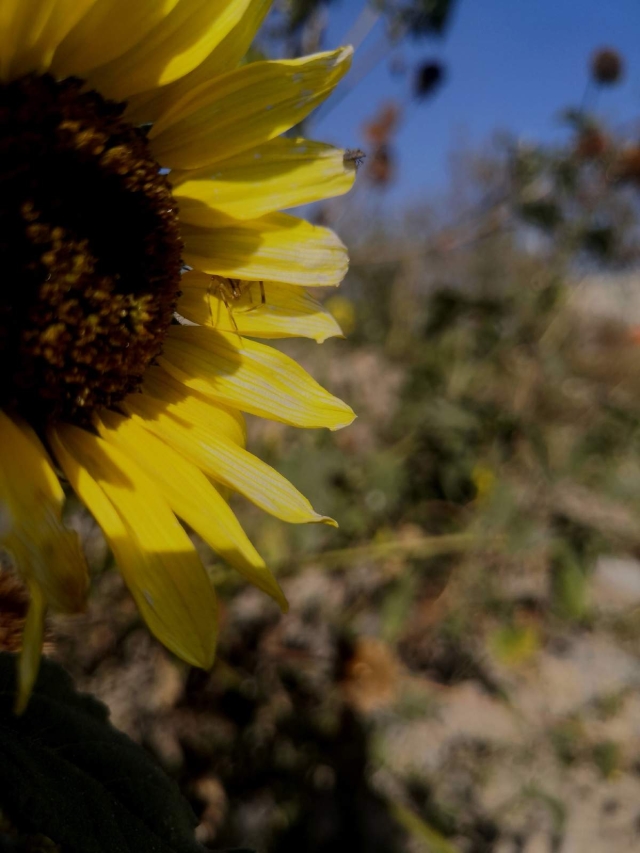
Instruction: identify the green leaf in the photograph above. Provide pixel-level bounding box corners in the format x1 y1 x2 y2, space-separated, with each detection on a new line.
551 546 589 622
0 653 246 853
389 799 460 853
489 623 540 667
519 199 563 230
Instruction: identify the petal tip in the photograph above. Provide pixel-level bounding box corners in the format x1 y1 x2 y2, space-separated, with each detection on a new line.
279 594 290 614
13 694 28 716
330 409 357 431
316 328 346 344
264 579 289 613
195 643 217 671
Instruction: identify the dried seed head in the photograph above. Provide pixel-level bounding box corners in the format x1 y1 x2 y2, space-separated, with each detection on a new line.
591 48 624 85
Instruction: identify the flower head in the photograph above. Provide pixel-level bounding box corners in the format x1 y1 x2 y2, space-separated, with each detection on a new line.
590 47 624 86
0 0 356 711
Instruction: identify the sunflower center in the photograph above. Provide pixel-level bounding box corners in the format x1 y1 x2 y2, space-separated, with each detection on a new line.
0 74 182 424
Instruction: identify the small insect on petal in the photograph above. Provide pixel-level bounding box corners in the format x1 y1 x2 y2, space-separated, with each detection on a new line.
344 148 366 171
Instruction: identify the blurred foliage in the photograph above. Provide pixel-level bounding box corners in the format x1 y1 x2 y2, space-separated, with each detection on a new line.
385 0 458 38
272 0 457 40
488 623 540 667
508 108 640 264
550 717 588 767
591 739 622 779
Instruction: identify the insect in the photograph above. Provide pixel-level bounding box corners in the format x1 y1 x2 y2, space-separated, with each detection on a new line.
343 148 367 171
207 276 266 332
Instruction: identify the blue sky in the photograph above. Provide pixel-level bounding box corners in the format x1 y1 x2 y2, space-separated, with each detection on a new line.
309 0 640 206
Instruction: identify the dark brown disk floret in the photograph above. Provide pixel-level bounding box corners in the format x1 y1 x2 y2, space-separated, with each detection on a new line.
0 565 29 653
0 74 183 423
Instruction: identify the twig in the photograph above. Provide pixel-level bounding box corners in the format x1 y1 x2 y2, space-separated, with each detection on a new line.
275 531 501 575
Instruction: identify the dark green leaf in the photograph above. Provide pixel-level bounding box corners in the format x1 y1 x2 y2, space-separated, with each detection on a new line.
519 199 563 230
0 654 249 853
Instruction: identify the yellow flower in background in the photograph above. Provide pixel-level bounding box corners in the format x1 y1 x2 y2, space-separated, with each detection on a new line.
0 0 356 712
471 464 496 504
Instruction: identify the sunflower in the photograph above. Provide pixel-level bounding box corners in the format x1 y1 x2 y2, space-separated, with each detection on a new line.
0 0 356 712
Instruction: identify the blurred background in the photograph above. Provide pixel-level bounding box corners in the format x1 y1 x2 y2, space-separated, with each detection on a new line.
17 2 640 850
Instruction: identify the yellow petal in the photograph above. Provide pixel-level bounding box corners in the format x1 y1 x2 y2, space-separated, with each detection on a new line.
0 411 88 613
122 391 334 526
15 580 46 715
126 0 272 124
160 326 355 429
142 365 247 447
85 0 256 101
49 423 218 669
178 272 343 342
172 137 356 220
183 213 348 287
52 0 181 79
148 47 353 169
96 409 287 610
0 0 96 80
